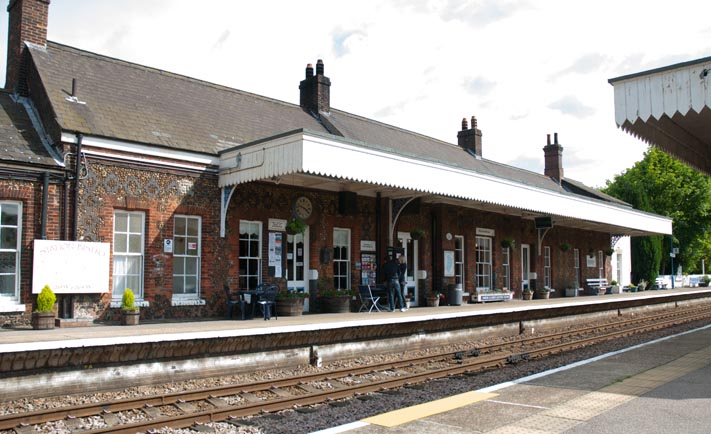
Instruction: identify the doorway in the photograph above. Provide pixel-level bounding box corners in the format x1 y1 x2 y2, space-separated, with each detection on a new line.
521 244 531 293
286 227 309 311
397 231 419 307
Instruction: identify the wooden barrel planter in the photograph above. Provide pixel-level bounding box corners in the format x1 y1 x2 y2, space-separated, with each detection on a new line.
121 309 140 325
31 312 55 330
319 296 351 313
276 297 304 316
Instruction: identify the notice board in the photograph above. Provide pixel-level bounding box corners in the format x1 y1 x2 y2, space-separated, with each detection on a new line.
32 240 110 294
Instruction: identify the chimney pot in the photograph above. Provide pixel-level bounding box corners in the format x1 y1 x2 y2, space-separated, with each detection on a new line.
316 59 324 75
305 63 314 78
547 134 551 146
461 118 468 131
554 132 559 145
471 116 477 129
71 78 77 97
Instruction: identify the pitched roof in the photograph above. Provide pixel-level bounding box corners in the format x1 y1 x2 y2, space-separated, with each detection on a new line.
0 91 59 168
28 41 618 203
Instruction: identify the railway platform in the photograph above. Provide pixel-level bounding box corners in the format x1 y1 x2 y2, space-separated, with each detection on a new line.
1 287 710 401
327 324 711 434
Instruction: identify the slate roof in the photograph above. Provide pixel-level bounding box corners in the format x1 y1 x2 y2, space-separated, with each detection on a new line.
26 41 621 204
0 91 59 168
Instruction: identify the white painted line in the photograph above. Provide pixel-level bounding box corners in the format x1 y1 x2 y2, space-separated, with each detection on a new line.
310 421 370 434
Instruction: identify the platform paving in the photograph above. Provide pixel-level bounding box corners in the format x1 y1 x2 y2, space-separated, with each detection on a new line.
334 325 711 433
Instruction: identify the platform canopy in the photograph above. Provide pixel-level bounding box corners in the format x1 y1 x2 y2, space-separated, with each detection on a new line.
219 129 672 237
609 56 711 175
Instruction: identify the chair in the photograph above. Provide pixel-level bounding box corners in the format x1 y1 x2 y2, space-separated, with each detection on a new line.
223 284 242 319
256 285 278 321
358 285 381 313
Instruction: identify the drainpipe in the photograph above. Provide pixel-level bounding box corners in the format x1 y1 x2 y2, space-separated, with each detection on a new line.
40 172 49 239
375 192 382 279
72 133 83 241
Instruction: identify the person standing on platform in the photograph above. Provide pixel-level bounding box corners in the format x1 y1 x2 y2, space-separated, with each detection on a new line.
398 255 409 311
383 255 406 312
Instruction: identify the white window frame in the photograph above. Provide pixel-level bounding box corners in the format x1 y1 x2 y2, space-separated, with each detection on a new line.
112 210 145 300
544 246 551 288
502 247 510 290
598 250 604 280
574 248 580 288
455 235 465 287
239 220 262 290
173 215 201 299
333 228 351 290
0 201 21 304
476 236 492 290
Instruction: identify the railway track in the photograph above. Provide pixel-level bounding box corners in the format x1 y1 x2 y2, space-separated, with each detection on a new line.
3 304 711 434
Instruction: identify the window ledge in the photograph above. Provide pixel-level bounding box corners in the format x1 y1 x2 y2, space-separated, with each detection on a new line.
0 303 26 313
171 298 206 307
110 300 150 309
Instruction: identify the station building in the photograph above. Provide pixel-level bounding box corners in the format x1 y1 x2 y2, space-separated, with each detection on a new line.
0 0 672 325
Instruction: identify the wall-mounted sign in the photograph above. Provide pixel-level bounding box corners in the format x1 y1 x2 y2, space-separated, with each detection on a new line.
268 218 287 231
164 239 173 253
586 255 596 267
476 227 495 237
444 250 455 277
33 240 110 294
360 240 376 251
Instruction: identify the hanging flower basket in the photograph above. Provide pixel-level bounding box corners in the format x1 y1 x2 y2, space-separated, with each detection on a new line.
286 217 306 235
501 238 515 249
410 228 425 240
560 242 571 252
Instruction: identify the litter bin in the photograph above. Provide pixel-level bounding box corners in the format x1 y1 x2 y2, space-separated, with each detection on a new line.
447 284 463 306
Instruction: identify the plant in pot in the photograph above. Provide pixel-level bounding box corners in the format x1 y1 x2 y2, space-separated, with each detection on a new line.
410 228 425 240
637 279 648 292
120 288 140 325
700 276 711 287
559 242 571 252
276 288 308 316
317 277 352 313
32 285 56 330
522 287 533 300
609 280 619 294
286 217 307 235
500 238 515 249
426 291 441 307
535 286 551 299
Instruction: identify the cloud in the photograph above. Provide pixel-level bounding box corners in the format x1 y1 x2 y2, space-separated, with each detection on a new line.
374 100 408 118
548 96 595 119
464 76 496 96
556 53 607 77
331 28 366 58
440 0 529 27
212 30 230 50
506 155 541 173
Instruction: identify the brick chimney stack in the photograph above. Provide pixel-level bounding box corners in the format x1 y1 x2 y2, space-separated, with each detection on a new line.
299 59 331 114
457 115 482 158
6 0 50 92
544 132 564 184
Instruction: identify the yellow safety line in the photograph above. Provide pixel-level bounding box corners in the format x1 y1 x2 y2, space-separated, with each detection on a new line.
363 390 498 427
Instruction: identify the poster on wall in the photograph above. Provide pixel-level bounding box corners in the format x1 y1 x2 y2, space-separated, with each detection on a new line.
32 240 110 294
586 255 596 267
444 250 455 277
268 232 283 278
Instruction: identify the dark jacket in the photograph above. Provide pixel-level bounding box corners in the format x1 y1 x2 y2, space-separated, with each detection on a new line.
383 258 399 281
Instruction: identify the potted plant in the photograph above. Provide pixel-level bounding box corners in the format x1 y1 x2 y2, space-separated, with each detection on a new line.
286 217 307 235
609 280 619 294
535 286 551 299
410 228 425 240
317 277 352 313
276 288 308 316
564 285 577 297
500 237 515 249
120 288 140 325
426 291 441 307
605 248 615 256
32 285 56 330
559 242 571 252
637 279 648 292
700 276 710 287
522 287 533 300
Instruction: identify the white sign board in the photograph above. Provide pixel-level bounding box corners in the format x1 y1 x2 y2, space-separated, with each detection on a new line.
268 218 287 231
32 240 110 294
476 227 495 237
360 240 376 251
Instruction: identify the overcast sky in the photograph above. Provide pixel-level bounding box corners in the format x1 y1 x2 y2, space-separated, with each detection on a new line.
1 0 709 187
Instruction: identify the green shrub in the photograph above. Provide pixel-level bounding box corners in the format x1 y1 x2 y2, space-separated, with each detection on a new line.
121 288 137 311
36 285 56 313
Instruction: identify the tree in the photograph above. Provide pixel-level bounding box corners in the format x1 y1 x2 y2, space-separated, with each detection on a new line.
603 147 711 274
